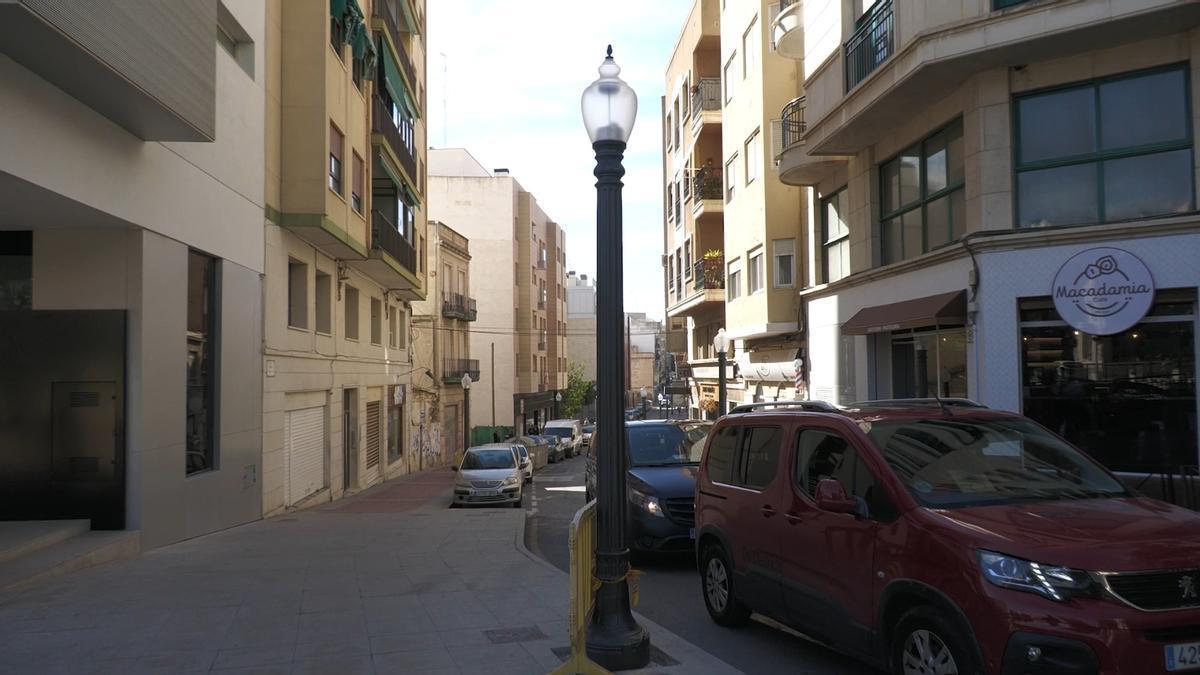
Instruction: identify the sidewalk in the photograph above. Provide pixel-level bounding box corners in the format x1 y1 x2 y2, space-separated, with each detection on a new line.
0 469 741 675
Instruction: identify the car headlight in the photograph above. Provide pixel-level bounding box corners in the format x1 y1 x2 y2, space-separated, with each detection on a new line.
978 550 1096 601
629 488 663 517
502 474 521 487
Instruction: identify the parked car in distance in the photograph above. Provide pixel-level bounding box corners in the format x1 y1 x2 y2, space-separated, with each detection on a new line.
530 434 563 463
544 419 583 458
513 444 532 483
695 399 1200 675
585 419 711 553
581 424 594 450
452 445 524 508
509 435 551 466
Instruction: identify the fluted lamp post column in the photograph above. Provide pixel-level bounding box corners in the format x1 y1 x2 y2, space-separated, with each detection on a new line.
580 45 650 671
713 328 729 418
461 373 472 459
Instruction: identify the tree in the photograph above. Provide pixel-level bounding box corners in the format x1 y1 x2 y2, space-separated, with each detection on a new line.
562 363 592 418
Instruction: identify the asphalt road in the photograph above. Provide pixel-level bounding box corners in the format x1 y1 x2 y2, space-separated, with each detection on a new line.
523 454 880 675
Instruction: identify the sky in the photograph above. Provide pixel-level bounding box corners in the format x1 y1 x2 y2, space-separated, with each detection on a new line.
426 0 692 322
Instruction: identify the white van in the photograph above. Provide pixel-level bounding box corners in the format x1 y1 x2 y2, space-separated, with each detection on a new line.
543 419 583 459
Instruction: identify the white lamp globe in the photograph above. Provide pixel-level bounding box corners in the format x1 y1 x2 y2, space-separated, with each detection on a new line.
581 46 638 144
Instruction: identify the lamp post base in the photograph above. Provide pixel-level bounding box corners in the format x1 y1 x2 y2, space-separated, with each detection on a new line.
586 614 650 671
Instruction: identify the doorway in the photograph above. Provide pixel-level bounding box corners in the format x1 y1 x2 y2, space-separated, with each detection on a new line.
342 388 358 491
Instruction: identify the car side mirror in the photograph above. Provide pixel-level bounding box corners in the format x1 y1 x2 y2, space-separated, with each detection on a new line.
814 478 858 515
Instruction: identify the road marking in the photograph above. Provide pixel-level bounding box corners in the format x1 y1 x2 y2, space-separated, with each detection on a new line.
544 486 586 493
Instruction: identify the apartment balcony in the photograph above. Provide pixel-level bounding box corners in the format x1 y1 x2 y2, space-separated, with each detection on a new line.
345 209 423 300
807 0 1200 157
772 0 804 59
371 94 418 184
776 96 850 186
443 359 480 384
441 292 477 321
372 1 417 89
667 257 725 319
537 258 547 270
537 298 546 311
691 166 724 221
689 78 722 134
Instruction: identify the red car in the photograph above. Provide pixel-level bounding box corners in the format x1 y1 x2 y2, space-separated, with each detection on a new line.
694 399 1200 675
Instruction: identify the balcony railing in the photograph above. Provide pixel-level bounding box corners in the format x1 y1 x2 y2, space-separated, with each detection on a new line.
673 189 682 221
690 78 721 115
441 292 477 321
537 257 547 269
780 96 807 151
372 210 417 272
844 0 893 91
682 171 692 201
692 166 723 201
443 358 480 384
372 94 417 181
537 298 546 310
693 257 725 291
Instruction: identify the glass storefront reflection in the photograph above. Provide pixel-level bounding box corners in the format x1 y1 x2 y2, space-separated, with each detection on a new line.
891 327 968 399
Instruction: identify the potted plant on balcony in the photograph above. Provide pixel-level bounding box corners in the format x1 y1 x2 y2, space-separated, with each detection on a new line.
701 250 724 289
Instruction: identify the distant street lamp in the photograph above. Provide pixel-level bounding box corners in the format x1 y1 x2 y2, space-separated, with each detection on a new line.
461 373 472 454
639 386 648 419
713 329 729 417
580 45 649 671
555 391 563 419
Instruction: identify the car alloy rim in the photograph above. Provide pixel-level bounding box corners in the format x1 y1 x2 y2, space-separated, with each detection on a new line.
901 629 958 675
705 557 729 613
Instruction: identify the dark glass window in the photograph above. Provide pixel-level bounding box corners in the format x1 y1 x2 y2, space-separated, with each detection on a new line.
1015 66 1193 228
796 429 897 520
1020 294 1196 473
741 427 782 489
0 231 32 311
879 118 964 265
186 251 219 475
705 426 739 484
387 394 403 464
822 188 850 283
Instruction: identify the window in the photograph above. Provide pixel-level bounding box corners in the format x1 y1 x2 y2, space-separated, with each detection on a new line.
744 129 760 185
748 249 764 294
287 259 307 329
879 119 964 264
727 257 742 300
344 285 359 340
773 238 795 288
742 16 759 80
666 184 674 223
186 250 218 475
329 7 344 58
387 401 403 464
796 429 896 520
705 426 739 484
370 297 382 345
396 307 406 348
725 155 738 202
315 270 331 334
822 188 850 282
329 123 343 195
351 153 364 214
683 240 693 278
742 426 781 489
0 231 32 310
1015 66 1193 229
665 112 673 150
723 52 737 103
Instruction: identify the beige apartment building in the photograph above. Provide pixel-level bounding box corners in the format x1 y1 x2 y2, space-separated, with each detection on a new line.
411 221 476 464
663 0 807 419
566 271 598 382
0 1 265 550
428 149 568 434
776 0 1200 482
262 0 429 516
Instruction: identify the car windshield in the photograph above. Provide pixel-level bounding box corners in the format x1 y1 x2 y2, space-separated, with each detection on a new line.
867 416 1127 508
583 425 594 433
544 427 573 439
626 423 711 466
461 449 515 470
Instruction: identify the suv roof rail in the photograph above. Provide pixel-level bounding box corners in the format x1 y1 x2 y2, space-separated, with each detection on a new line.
728 400 840 414
850 398 987 409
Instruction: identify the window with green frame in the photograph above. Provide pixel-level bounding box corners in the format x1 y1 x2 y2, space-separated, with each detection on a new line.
879 119 964 265
1014 64 1194 229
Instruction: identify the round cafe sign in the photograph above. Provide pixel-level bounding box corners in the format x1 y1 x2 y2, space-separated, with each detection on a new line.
1052 247 1155 336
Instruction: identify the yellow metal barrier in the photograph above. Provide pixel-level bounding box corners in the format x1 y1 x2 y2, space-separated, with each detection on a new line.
550 499 610 675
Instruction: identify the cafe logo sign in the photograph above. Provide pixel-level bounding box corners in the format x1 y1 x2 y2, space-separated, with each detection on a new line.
1052 247 1154 336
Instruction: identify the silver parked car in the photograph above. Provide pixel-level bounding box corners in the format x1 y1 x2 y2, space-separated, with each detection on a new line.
452 445 524 508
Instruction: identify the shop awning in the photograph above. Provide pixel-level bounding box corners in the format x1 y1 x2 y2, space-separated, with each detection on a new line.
841 290 967 335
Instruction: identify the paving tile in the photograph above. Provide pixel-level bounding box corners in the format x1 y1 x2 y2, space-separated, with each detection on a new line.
291 654 375 675
300 591 363 614
212 644 296 670
292 632 371 660
447 642 535 668
369 647 456 672
369 630 442 654
128 649 218 674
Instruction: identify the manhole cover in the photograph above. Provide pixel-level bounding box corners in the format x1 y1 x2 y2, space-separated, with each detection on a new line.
484 625 546 644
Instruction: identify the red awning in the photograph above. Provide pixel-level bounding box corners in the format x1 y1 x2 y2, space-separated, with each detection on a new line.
840 290 967 335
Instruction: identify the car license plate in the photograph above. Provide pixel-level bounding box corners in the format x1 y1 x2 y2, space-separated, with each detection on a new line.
688 528 695 539
475 489 499 497
1166 642 1200 671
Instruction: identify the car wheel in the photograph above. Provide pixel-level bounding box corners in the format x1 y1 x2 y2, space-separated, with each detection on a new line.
700 544 750 627
891 606 980 675
513 491 524 509
584 488 592 503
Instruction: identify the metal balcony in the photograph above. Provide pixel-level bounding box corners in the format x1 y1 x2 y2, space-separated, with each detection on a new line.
690 77 722 132
443 359 480 384
693 257 725 291
441 292 477 321
371 210 416 273
371 94 417 181
844 0 893 91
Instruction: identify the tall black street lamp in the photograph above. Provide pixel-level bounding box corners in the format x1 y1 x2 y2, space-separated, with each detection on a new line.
461 373 472 455
713 328 729 417
580 46 650 671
